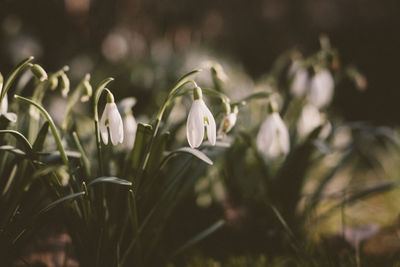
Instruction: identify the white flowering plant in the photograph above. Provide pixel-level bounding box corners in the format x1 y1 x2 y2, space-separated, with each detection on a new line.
0 53 280 266
188 38 399 259
0 37 397 266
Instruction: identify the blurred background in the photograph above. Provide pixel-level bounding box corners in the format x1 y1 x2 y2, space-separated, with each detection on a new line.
1 0 400 124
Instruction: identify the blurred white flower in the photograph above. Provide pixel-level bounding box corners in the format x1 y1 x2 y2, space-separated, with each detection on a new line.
186 97 216 148
100 102 124 145
0 77 7 115
297 104 324 138
297 104 332 140
218 106 238 137
257 112 290 158
118 97 137 149
343 224 379 248
122 115 137 148
332 126 352 149
0 91 7 115
308 70 334 108
291 67 309 97
218 112 237 137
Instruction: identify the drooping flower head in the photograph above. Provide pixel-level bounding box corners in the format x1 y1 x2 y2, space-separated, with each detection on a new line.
0 73 6 115
118 97 137 148
291 67 309 97
308 69 334 108
256 102 290 158
100 92 124 145
0 87 7 116
297 103 331 140
186 86 216 148
218 105 238 137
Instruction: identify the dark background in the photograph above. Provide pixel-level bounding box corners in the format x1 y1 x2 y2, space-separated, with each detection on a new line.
1 0 399 124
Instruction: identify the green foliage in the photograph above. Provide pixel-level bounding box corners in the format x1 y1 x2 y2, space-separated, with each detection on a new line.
0 39 397 266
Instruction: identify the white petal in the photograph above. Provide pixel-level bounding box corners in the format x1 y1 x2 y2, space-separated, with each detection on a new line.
123 115 137 148
309 70 334 107
99 104 110 145
108 103 124 145
186 100 205 148
291 68 309 97
1 93 8 115
256 115 276 156
201 100 216 146
297 104 322 138
273 113 290 155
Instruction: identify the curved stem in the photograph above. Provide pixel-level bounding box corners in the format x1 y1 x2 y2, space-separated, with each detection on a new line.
0 56 34 111
93 78 114 176
62 74 91 130
14 95 70 174
0 130 33 153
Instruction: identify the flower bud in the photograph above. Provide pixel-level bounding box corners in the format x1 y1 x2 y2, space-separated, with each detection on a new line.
60 72 70 98
49 76 59 90
80 79 93 102
31 64 48 82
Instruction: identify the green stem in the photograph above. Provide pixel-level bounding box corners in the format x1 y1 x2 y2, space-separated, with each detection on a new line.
139 79 196 175
0 56 34 110
93 78 114 176
72 131 90 177
14 95 70 174
62 74 91 130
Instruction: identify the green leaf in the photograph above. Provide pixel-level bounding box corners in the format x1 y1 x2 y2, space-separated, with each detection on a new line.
129 123 153 172
162 147 213 166
32 122 49 152
38 191 85 215
0 130 33 153
38 150 81 165
87 176 132 187
0 145 27 158
15 95 70 172
146 132 170 172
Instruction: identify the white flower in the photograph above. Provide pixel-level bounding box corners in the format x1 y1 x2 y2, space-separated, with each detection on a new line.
257 112 290 158
0 93 7 115
100 102 124 145
122 114 137 148
218 112 237 137
291 67 309 97
118 97 138 148
186 99 216 148
0 80 6 115
297 104 324 138
308 70 334 108
297 104 332 140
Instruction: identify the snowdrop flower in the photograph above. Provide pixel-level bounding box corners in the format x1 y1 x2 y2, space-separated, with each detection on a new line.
257 107 290 158
290 67 309 97
0 73 7 115
118 97 137 148
218 106 238 137
100 92 123 145
297 104 332 140
308 69 334 108
186 86 216 148
0 75 17 122
0 91 7 115
297 104 324 138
